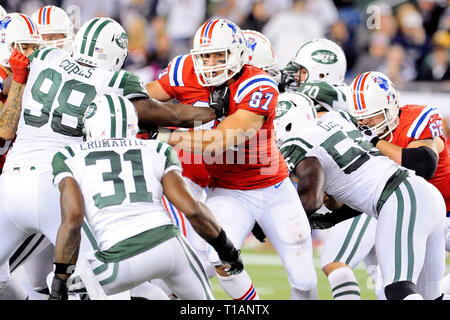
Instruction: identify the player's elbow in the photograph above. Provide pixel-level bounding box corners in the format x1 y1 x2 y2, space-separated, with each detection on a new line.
401 146 438 180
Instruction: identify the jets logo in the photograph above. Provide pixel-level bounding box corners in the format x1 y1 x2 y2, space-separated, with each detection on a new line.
276 101 292 119
84 103 97 119
115 32 128 49
311 50 338 64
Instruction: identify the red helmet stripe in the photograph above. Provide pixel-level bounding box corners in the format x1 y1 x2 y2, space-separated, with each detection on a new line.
38 7 44 24
352 73 363 111
200 21 209 44
46 6 52 25
358 72 370 110
19 14 34 34
206 19 219 43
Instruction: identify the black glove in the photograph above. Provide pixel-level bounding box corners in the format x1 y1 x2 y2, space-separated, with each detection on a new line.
251 222 266 243
357 125 380 146
209 85 230 118
220 249 244 276
308 212 336 230
48 274 69 300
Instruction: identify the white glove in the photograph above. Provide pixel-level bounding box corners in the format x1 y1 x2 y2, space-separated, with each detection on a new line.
357 125 380 146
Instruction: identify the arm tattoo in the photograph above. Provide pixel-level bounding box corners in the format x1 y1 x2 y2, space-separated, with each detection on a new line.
0 81 25 135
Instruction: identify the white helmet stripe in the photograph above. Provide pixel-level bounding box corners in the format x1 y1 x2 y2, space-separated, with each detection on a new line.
105 94 117 138
117 95 128 138
86 19 113 57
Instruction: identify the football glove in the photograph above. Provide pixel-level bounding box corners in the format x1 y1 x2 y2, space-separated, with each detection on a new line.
308 212 336 230
357 125 380 146
8 49 30 84
209 85 230 118
48 274 69 300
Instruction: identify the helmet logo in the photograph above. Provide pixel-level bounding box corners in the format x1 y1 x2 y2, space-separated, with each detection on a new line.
0 16 11 30
311 50 337 64
246 37 257 61
276 101 292 119
115 32 128 49
226 22 241 44
373 76 389 91
84 103 97 119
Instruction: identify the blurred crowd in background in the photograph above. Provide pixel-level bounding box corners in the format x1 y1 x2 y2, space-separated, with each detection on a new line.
1 0 448 88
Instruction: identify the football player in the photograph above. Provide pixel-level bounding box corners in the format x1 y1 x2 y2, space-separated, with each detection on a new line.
0 17 221 297
48 93 242 299
31 5 74 55
158 19 318 300
242 29 281 83
275 92 448 300
278 38 380 300
0 12 42 300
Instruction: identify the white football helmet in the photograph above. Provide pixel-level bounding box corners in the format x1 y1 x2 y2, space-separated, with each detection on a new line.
0 13 42 68
73 17 128 72
83 93 139 141
31 5 74 55
274 91 318 148
0 6 7 20
349 71 400 139
243 29 281 83
191 19 248 87
282 38 347 91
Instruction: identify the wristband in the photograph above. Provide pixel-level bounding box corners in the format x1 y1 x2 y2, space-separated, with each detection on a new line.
371 136 380 146
54 263 76 275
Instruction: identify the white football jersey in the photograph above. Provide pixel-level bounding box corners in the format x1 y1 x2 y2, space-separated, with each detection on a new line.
297 81 350 112
280 111 411 217
4 47 148 171
52 138 181 250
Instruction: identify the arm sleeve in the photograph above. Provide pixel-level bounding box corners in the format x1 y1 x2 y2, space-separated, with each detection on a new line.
401 146 438 180
52 147 75 185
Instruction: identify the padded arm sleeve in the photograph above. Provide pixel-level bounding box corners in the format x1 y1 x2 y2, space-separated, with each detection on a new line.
401 146 438 180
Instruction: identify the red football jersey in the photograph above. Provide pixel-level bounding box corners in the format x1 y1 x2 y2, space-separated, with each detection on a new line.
158 54 215 188
389 104 450 211
0 67 12 173
204 64 288 190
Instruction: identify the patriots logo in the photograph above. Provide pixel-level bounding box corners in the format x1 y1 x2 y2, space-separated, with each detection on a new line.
246 37 257 61
0 16 11 30
373 76 389 91
227 22 241 44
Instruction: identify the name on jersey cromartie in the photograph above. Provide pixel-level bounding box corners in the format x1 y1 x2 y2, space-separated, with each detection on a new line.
80 139 147 150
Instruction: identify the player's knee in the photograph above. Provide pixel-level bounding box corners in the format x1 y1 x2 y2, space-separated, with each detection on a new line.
322 262 349 276
384 280 417 300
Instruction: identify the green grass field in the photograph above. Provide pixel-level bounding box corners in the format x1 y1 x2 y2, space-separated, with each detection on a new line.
211 240 450 300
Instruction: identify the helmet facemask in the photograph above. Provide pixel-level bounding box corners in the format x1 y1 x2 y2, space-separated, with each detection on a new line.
354 107 399 139
192 47 243 86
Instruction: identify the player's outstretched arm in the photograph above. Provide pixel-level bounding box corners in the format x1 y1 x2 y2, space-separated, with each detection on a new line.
162 169 243 275
131 97 216 128
49 177 84 299
294 157 325 216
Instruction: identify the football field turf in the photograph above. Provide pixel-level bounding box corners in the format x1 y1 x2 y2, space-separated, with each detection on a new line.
211 241 450 300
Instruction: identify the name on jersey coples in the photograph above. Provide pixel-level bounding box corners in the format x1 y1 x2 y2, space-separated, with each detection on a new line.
59 59 94 79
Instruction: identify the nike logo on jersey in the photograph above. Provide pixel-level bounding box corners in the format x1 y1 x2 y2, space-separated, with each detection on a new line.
259 86 270 91
274 181 283 189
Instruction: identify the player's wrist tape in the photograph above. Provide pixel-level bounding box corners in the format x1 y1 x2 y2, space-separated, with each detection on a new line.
54 263 76 275
207 229 239 262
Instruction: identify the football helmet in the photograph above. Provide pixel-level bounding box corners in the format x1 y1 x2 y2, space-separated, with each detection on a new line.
348 71 400 139
243 29 281 83
31 5 74 55
274 91 318 148
191 19 248 86
281 38 347 91
0 13 42 67
83 93 139 141
73 17 128 72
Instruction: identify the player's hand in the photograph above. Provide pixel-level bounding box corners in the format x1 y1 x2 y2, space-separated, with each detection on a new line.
209 85 230 118
219 249 244 275
48 274 69 300
308 212 336 230
8 49 30 84
251 222 266 243
357 125 380 146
